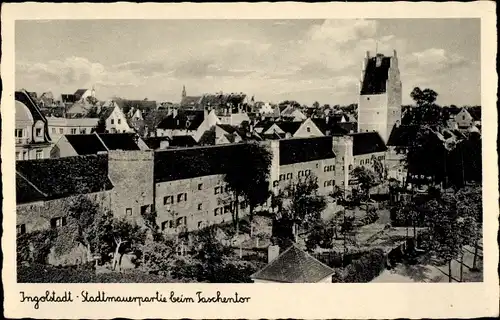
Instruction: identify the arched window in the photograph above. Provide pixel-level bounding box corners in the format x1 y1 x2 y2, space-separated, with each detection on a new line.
360 160 364 165
348 164 353 171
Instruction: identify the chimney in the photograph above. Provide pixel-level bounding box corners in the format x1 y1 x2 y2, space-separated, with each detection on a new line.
268 245 280 263
393 49 397 58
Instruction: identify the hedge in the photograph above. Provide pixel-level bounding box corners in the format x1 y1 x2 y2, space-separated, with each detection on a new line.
336 248 387 283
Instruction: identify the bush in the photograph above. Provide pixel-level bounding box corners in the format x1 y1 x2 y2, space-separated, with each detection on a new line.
336 248 387 283
17 229 58 265
18 264 95 283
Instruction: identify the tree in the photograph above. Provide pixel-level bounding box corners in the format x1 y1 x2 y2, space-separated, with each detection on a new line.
305 219 335 251
93 118 107 133
277 175 327 240
110 218 146 271
351 166 379 202
66 195 113 263
410 87 438 107
86 96 99 106
223 142 273 235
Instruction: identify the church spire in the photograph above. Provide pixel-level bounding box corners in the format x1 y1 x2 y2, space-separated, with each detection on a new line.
182 85 187 99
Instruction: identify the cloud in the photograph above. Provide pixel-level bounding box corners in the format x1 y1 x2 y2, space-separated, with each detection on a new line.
404 48 468 72
308 19 378 43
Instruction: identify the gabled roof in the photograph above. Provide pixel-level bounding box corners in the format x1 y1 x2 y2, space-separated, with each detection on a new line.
312 118 357 136
16 154 113 204
65 134 108 155
386 125 420 147
74 89 88 100
361 54 392 95
251 244 335 283
273 121 302 135
97 133 142 151
279 136 335 165
467 107 481 121
349 131 387 155
98 106 116 120
171 135 197 147
63 133 142 155
217 124 238 134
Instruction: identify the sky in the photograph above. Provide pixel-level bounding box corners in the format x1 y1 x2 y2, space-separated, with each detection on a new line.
15 19 480 106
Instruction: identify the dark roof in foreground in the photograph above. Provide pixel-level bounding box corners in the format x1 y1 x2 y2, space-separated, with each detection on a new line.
349 131 387 155
16 154 113 204
251 244 335 283
279 136 335 165
97 133 141 151
65 134 108 155
154 143 249 182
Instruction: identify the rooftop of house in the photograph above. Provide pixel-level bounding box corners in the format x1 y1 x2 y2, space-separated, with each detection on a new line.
361 54 392 95
74 89 89 99
15 90 47 123
312 118 357 136
114 99 158 114
265 121 303 135
157 110 205 131
180 96 203 107
154 142 249 182
467 107 481 121
279 136 335 165
199 93 246 108
62 133 143 155
349 131 388 155
251 244 335 283
386 125 420 148
16 154 113 204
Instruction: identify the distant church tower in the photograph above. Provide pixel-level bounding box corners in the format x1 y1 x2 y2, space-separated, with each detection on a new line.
358 50 402 143
182 85 187 99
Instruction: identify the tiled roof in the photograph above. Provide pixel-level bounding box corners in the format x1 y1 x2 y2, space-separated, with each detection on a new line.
171 135 197 147
98 106 115 120
275 121 302 135
74 89 88 100
350 132 387 155
157 110 204 130
143 136 171 150
361 55 392 95
65 134 108 155
386 125 420 147
97 133 142 151
279 136 335 165
115 99 158 114
16 154 113 204
217 124 238 134
251 244 335 283
15 90 46 123
154 143 248 182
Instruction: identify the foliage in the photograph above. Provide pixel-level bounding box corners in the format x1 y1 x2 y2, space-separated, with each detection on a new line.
138 236 177 275
92 118 107 133
305 219 335 251
17 229 58 265
351 166 379 200
278 175 327 233
222 142 273 232
337 248 387 283
110 218 146 270
361 207 379 225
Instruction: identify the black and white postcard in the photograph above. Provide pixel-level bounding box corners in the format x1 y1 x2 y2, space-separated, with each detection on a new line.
1 2 498 319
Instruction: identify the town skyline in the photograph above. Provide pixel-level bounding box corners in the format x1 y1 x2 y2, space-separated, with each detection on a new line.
16 19 480 106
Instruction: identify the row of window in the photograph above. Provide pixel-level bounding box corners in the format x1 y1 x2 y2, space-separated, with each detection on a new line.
279 173 293 181
16 149 43 160
15 128 42 138
161 216 187 231
164 193 188 205
214 201 247 216
324 165 335 172
324 180 335 187
110 118 122 125
51 127 88 135
214 185 231 195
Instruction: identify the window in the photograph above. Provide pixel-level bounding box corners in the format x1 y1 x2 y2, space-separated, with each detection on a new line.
273 180 279 187
214 186 221 195
23 151 28 160
298 171 304 177
225 185 231 193
176 217 184 227
367 97 370 101
305 170 311 176
324 181 328 187
50 217 67 229
52 128 56 134
17 224 26 235
240 202 246 209
324 166 329 172
15 129 23 137
35 150 43 159
177 193 187 202
117 119 122 124
161 221 170 231
111 119 115 124
330 165 335 171
80 129 86 134
279 174 286 181
286 173 293 180
198 183 203 190
140 205 150 215
198 221 203 229
16 152 20 160
71 128 77 134
224 205 232 214
59 128 64 134
164 195 173 205
198 203 203 210
306 126 311 133
349 164 353 170
35 128 42 137
360 160 364 165
214 208 221 216
316 163 319 168
125 208 132 216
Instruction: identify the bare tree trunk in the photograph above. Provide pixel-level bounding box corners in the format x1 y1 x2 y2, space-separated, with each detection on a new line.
112 241 122 271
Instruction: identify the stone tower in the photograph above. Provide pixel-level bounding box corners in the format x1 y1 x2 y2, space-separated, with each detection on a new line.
358 50 402 143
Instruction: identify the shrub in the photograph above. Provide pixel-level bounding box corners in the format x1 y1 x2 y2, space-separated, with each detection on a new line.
18 264 95 283
337 248 387 283
17 229 58 265
361 207 379 225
